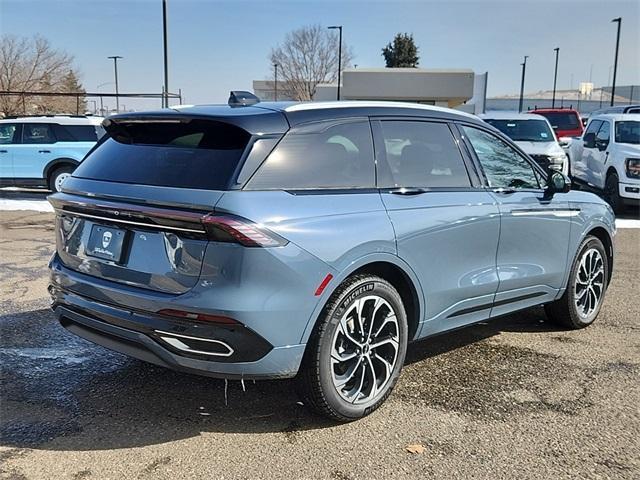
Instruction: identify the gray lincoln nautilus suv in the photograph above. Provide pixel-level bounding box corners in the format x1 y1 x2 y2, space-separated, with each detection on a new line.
48 95 615 421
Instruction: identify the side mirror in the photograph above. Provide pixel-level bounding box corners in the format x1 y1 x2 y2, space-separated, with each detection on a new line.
595 139 609 151
583 132 596 148
545 170 571 197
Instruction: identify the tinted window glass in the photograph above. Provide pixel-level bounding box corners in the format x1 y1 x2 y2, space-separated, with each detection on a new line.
484 119 554 142
584 120 602 137
246 120 374 190
23 123 55 144
54 124 101 141
0 124 18 144
379 121 470 188
462 126 540 189
538 112 580 130
73 120 250 190
596 121 610 142
615 121 640 144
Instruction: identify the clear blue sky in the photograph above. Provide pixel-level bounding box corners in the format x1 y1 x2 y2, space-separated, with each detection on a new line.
1 0 638 109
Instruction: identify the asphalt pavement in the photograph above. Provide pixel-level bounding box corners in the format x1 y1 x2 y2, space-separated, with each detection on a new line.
0 203 639 479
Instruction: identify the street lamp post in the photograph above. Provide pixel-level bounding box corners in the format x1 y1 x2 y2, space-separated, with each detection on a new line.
273 63 278 101
107 56 123 113
518 55 529 113
552 48 559 108
162 0 169 108
328 25 342 101
610 17 622 107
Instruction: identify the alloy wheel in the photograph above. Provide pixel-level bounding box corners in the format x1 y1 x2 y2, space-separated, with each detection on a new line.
574 248 605 319
330 295 400 405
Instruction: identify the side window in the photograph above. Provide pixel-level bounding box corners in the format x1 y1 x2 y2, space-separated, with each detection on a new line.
245 120 374 190
584 120 602 138
0 124 19 144
462 126 540 190
378 121 471 188
22 124 56 144
596 121 610 143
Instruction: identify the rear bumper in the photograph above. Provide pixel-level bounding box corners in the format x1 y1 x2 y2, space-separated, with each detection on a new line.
50 286 305 380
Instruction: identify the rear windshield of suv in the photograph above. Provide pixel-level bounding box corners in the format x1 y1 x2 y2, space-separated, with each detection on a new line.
72 119 251 190
537 112 580 130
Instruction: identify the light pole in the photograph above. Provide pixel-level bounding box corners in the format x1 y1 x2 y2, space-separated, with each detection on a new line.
162 0 169 107
552 48 559 108
273 63 278 101
328 25 342 101
107 56 123 112
610 17 622 106
96 82 113 117
518 55 528 113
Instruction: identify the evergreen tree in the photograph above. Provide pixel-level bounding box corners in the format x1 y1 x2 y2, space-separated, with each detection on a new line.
382 33 419 68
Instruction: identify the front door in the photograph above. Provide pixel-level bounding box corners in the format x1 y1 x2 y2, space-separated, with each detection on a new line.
586 119 611 189
460 124 572 317
374 119 501 337
0 123 21 183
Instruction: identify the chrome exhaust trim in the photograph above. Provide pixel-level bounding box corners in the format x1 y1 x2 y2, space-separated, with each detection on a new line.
154 330 234 357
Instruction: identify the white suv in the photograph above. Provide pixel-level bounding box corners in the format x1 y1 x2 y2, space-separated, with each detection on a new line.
569 113 640 212
480 112 569 175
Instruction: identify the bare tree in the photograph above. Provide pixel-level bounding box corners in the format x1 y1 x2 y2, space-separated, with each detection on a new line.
269 24 353 101
0 35 82 116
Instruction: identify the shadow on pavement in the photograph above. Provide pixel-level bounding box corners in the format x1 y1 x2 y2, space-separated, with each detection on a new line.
0 304 565 451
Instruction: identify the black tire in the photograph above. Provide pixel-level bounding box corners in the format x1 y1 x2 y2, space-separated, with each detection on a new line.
296 274 408 421
604 171 623 214
545 235 609 329
48 165 74 192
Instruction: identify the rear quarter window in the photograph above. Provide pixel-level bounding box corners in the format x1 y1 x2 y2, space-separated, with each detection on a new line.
245 120 375 190
72 119 251 190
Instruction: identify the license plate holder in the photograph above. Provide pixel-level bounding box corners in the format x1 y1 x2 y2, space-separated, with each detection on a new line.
86 225 127 263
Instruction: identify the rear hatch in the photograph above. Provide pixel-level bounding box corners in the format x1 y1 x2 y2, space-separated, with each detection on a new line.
49 111 280 295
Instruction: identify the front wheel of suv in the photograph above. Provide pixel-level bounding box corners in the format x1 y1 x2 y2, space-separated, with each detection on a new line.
296 274 408 421
545 235 609 329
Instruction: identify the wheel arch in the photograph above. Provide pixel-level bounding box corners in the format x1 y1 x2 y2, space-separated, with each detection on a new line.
299 254 425 344
586 226 614 285
43 158 80 181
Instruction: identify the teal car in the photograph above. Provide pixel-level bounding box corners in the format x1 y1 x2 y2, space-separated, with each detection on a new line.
0 115 104 191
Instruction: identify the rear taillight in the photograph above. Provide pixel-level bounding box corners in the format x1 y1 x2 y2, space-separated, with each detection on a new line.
158 309 239 325
201 214 288 248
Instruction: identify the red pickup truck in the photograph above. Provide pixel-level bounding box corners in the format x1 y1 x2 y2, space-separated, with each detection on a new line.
530 108 584 138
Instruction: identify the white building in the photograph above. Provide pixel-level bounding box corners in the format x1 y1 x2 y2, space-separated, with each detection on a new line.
253 68 482 110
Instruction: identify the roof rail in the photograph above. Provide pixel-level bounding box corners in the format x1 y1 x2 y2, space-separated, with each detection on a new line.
2 114 90 119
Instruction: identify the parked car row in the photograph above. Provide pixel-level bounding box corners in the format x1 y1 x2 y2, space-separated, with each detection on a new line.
0 115 104 192
479 107 639 213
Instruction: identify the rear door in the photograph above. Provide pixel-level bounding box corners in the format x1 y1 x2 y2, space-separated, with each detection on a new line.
374 119 501 337
14 123 56 180
460 124 571 316
0 123 20 182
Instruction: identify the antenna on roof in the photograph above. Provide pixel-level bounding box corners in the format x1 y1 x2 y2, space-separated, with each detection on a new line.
228 91 260 107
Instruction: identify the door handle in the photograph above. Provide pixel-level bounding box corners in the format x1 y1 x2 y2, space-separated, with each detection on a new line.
38 150 51 153
389 187 427 196
493 187 516 194
0 150 8 153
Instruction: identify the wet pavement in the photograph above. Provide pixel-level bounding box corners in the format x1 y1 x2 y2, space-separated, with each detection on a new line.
1 210 639 479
